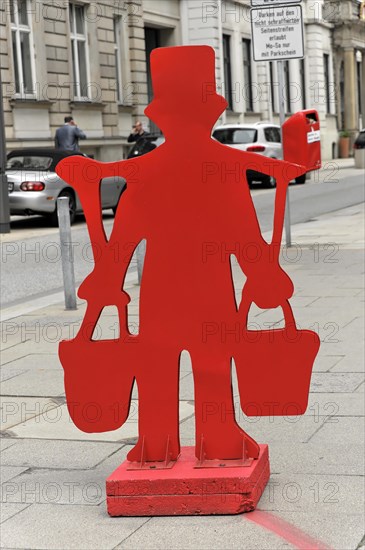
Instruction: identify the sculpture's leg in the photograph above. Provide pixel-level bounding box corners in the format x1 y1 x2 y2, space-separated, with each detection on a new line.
127 348 180 463
191 349 259 460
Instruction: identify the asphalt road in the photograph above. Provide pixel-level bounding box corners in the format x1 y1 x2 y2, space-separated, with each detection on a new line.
1 167 364 310
252 169 365 232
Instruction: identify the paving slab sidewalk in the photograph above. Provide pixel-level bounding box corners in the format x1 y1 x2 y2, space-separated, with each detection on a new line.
0 204 364 550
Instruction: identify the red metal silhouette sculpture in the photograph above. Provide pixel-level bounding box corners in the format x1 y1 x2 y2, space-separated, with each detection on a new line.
56 46 320 474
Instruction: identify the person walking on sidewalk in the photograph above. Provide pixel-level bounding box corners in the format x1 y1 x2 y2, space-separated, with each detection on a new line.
55 116 86 151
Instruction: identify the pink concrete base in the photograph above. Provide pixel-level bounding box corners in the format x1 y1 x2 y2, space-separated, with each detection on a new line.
106 444 270 516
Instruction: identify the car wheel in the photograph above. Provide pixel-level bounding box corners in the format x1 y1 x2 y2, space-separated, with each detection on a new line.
295 174 307 184
49 190 76 226
263 175 276 188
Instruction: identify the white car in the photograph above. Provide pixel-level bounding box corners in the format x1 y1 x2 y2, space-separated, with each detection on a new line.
213 122 306 186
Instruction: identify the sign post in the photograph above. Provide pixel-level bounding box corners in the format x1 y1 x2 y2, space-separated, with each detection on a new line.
57 196 77 310
277 60 292 246
250 1 304 247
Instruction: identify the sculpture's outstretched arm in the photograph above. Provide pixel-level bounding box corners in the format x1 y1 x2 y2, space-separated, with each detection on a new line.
56 156 140 250
244 153 306 249
55 155 144 309
243 152 306 185
234 154 306 310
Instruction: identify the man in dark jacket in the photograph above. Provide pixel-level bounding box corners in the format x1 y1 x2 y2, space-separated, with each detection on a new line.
127 121 149 143
55 116 86 151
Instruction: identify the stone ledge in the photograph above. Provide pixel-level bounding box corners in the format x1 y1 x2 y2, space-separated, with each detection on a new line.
9 99 54 109
69 101 106 110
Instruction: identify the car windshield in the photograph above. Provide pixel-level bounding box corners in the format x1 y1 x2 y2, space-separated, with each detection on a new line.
213 128 257 145
6 155 53 171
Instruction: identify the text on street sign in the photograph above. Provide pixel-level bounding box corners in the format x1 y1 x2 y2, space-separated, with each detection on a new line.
251 5 304 61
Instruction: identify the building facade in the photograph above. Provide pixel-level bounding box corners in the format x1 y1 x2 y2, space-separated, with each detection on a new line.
1 0 364 161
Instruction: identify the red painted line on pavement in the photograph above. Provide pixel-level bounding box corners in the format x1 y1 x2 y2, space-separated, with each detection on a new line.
246 510 332 550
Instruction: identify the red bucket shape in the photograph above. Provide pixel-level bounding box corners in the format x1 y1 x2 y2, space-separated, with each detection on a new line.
59 336 136 433
235 301 320 417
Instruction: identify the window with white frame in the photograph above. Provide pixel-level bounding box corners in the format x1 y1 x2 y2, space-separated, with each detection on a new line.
113 17 123 103
300 59 307 110
323 53 331 114
284 60 291 113
69 3 90 100
242 39 253 112
222 34 233 111
269 62 277 113
9 0 36 97
356 53 362 118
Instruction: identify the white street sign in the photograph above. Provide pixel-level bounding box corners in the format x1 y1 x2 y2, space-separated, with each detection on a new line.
251 5 304 61
251 0 302 6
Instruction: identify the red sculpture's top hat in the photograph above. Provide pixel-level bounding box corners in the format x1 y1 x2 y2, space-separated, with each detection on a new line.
144 45 227 130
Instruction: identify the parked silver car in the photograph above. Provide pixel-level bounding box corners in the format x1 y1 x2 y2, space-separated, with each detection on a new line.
6 148 125 225
213 122 306 186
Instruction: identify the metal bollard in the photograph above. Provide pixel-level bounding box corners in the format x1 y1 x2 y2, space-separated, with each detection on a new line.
136 239 146 284
57 196 77 310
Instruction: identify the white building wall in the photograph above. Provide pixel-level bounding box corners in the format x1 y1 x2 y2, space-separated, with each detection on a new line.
179 0 223 116
179 0 342 159
256 62 271 122
305 15 337 159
